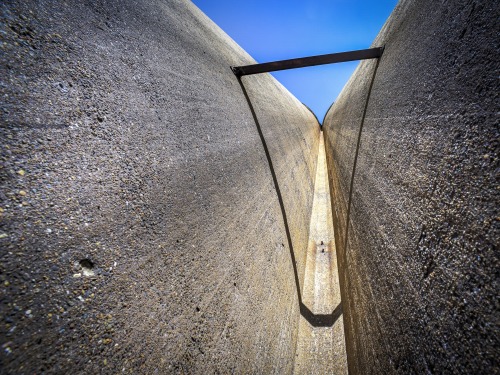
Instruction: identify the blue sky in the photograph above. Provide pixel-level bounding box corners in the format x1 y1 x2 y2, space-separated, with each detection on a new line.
192 0 398 122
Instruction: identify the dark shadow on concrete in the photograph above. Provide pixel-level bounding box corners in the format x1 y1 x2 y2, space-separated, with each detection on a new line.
300 302 343 327
236 75 342 328
343 58 381 255
302 103 321 128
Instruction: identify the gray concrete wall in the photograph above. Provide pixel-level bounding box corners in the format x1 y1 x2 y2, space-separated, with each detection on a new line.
323 0 499 373
0 0 320 373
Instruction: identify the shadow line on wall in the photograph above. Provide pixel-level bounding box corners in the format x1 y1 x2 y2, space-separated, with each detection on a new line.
235 76 341 328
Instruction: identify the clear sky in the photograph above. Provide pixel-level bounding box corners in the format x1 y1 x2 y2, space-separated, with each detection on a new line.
191 0 398 122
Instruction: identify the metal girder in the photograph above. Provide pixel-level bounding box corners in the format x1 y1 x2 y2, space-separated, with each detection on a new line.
231 47 384 77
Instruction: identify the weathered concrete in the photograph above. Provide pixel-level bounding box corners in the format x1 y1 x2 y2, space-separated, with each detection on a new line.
0 0 320 373
293 133 347 375
323 0 499 373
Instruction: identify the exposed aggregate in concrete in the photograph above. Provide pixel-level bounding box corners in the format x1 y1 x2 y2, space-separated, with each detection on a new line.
323 0 499 373
0 0 320 373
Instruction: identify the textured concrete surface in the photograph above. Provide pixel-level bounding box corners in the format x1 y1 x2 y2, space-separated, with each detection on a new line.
323 0 499 373
293 133 347 375
0 0 320 373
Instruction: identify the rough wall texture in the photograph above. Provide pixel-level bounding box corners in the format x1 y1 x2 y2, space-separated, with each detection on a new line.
0 0 320 373
323 0 499 373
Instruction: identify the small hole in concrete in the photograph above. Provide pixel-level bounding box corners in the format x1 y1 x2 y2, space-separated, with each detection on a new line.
79 259 95 276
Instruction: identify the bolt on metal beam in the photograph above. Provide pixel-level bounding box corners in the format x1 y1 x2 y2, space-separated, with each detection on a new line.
231 47 384 77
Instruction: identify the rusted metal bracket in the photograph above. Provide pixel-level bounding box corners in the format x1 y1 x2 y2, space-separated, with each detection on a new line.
231 47 384 77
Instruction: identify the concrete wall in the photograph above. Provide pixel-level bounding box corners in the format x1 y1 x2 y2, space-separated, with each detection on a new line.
323 0 499 373
0 0 320 373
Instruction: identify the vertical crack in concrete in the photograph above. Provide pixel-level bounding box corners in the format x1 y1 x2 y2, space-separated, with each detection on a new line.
293 132 347 375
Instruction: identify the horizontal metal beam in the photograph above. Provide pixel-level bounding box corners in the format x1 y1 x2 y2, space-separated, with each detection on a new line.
231 47 384 77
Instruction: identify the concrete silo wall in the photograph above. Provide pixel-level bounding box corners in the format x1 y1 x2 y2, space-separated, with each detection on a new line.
323 0 499 373
0 0 320 373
